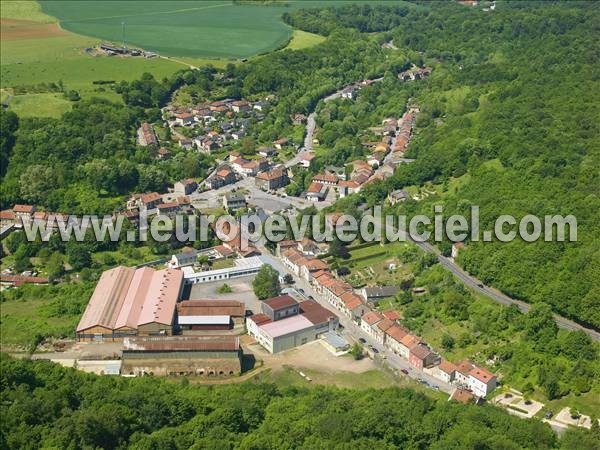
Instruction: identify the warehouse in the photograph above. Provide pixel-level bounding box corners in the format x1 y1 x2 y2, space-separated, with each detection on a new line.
182 256 264 284
76 266 184 342
247 296 338 353
121 335 242 377
176 300 246 331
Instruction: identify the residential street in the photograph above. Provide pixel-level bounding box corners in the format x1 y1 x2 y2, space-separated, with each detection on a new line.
258 249 454 395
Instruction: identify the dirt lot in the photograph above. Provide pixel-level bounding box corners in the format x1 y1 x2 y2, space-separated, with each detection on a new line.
1 19 68 40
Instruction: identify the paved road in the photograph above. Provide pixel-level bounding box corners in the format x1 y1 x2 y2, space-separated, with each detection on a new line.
258 249 453 394
386 226 600 342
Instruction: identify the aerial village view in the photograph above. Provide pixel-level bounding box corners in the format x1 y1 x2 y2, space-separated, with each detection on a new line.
0 1 599 448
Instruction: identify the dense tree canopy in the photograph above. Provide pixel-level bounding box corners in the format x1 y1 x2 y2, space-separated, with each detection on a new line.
3 355 596 450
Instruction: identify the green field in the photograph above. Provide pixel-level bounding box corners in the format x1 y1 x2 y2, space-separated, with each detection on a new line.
5 92 72 117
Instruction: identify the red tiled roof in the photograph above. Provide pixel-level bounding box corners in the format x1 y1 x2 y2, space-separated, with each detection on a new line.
307 182 324 193
13 204 34 213
1 210 15 220
382 310 402 321
177 300 245 316
262 295 298 310
469 366 496 383
362 311 383 326
438 359 457 375
400 334 422 349
313 174 338 184
299 300 336 325
385 325 408 342
377 318 394 332
250 313 272 326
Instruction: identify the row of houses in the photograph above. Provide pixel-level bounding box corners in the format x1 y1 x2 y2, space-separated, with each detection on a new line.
275 238 497 397
0 204 70 229
398 66 433 82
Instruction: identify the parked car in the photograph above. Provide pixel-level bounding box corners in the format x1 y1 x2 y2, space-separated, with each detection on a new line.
372 348 379 354
358 338 366 344
545 411 553 419
401 369 409 375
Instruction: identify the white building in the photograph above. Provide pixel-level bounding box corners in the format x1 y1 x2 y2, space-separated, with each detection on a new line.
182 257 264 284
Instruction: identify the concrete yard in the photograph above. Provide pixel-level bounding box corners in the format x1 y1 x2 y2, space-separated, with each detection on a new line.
188 274 263 314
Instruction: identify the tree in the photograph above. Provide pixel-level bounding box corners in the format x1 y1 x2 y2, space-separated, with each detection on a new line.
441 334 455 351
13 244 31 273
283 274 294 284
252 264 281 300
329 238 349 259
66 244 92 271
350 342 363 360
46 252 65 282
217 283 233 294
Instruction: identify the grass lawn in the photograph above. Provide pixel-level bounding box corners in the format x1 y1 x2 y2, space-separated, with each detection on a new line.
211 258 235 270
1 0 56 23
7 92 72 118
285 30 325 51
250 365 446 398
0 292 76 348
541 387 600 419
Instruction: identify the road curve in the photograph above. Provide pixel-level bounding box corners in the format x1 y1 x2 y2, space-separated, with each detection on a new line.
404 233 600 341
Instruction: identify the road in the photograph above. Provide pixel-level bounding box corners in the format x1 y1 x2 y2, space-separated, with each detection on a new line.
258 249 454 394
386 226 600 342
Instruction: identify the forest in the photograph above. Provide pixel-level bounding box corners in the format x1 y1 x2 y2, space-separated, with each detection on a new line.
2 355 599 449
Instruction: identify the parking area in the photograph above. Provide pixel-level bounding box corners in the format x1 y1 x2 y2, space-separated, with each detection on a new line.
188 275 263 313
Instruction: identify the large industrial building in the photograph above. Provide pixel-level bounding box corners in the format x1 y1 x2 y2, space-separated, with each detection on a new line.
247 296 339 353
181 256 264 284
76 266 184 342
121 335 242 377
176 300 246 331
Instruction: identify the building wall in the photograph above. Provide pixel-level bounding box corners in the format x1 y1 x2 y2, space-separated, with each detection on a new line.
137 322 173 336
122 352 241 377
272 326 316 353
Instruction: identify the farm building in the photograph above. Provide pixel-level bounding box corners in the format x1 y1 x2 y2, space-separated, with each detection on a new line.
76 266 184 342
121 335 242 377
176 300 246 331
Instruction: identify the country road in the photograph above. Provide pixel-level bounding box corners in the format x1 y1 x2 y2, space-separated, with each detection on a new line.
391 229 600 341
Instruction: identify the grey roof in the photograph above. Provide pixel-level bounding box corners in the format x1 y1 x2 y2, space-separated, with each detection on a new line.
363 286 398 298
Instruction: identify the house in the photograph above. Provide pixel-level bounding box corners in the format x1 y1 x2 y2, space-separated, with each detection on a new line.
431 359 457 384
455 360 497 397
398 334 422 359
258 147 277 157
374 318 394 345
298 152 315 168
360 311 383 338
341 85 359 100
198 139 220 154
178 138 193 150
137 122 158 146
207 167 237 189
468 366 497 397
168 248 200 268
339 292 368 321
223 193 246 212
0 210 15 226
13 204 35 226
291 114 306 125
231 100 250 113
450 388 477 404
174 179 198 196
409 343 440 369
255 167 289 190
367 152 385 167
388 189 409 205
156 147 171 160
140 192 161 210
174 113 195 126
382 310 402 321
261 295 300 321
231 130 246 140
157 202 180 217
305 182 328 202
384 325 409 355
297 238 328 257
300 258 329 282
359 286 399 303
338 180 361 198
273 137 289 150
313 174 338 186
